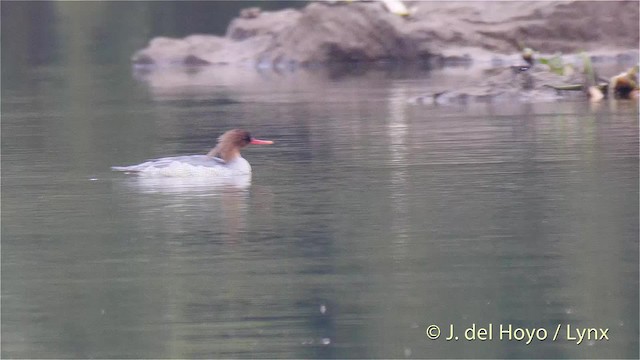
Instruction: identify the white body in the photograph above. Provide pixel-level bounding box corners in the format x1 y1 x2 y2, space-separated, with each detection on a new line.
111 155 252 177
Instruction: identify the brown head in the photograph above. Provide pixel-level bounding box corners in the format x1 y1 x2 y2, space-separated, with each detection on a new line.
206 129 273 162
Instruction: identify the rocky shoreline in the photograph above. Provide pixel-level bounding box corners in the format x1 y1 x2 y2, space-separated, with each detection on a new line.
132 1 638 69
131 1 638 103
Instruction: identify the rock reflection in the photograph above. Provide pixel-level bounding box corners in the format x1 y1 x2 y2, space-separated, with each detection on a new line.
132 66 321 101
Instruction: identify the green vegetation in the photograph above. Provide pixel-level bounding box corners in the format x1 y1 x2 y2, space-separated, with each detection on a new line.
529 48 639 101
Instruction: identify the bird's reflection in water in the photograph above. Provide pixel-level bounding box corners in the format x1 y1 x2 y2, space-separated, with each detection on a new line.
129 174 251 193
119 174 251 244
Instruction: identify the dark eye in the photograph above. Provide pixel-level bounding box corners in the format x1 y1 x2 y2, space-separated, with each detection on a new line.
244 134 252 143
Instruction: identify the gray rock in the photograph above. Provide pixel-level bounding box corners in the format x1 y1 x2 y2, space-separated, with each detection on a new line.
132 1 639 68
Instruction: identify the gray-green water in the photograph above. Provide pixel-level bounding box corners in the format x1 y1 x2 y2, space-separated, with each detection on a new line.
2 64 638 358
2 2 639 358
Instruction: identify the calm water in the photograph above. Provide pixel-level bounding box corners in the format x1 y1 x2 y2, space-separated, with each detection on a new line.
2 62 639 359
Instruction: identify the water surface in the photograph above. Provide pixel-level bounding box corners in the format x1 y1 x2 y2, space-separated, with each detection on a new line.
2 64 638 358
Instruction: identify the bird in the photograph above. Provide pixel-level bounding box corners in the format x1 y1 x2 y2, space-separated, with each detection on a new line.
111 129 273 177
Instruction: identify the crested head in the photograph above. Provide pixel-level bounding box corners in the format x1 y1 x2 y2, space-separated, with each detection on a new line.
207 129 273 162
218 129 253 149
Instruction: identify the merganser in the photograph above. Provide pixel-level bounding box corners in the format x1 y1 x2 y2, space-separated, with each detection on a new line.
112 129 273 177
